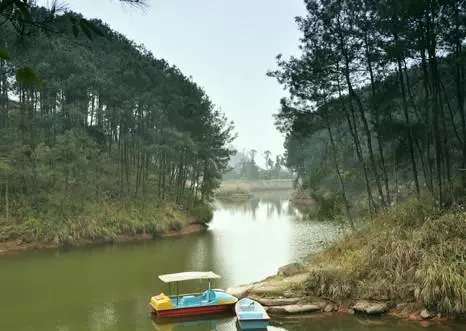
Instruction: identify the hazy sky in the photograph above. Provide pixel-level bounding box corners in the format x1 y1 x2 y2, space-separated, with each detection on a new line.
39 0 305 166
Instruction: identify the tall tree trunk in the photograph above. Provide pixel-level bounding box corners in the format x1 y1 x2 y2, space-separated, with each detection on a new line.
424 8 443 205
5 181 9 222
420 47 435 193
323 106 354 229
364 32 391 205
395 49 420 196
403 60 433 194
336 68 376 213
341 48 384 208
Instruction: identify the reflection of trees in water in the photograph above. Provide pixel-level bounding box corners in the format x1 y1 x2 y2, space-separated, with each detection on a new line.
216 190 300 218
250 197 260 219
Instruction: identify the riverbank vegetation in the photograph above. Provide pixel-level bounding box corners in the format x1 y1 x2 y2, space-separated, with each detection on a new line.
215 179 294 202
270 0 466 215
303 199 465 317
267 0 466 318
229 200 465 319
0 6 233 246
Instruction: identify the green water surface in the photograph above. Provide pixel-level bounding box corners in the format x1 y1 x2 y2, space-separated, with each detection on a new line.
0 190 463 331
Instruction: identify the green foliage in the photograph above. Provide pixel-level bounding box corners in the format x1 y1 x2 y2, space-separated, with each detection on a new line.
302 168 326 192
270 0 466 212
15 66 41 86
310 191 343 221
0 47 10 60
189 203 214 224
0 6 235 243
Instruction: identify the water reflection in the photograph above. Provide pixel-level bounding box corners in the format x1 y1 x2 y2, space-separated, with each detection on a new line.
2 190 461 331
89 303 118 331
152 313 233 331
214 190 301 220
149 313 465 331
210 190 346 285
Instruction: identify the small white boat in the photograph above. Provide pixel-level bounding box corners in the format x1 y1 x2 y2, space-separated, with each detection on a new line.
235 297 270 330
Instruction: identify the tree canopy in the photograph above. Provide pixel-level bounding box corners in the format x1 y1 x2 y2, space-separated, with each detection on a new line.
270 0 466 213
0 5 235 230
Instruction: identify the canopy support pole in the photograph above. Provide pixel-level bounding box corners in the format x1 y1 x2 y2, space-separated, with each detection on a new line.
208 279 211 301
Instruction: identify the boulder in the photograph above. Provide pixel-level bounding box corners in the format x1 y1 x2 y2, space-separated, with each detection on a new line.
251 297 301 306
408 314 421 321
249 284 284 296
352 300 389 315
278 263 307 277
283 290 297 298
324 304 335 312
225 285 253 298
267 304 321 315
420 309 433 319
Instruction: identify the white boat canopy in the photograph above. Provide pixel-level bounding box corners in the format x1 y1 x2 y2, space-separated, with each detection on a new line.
158 271 221 283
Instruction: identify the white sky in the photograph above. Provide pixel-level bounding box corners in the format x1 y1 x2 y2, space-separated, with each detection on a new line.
38 0 306 167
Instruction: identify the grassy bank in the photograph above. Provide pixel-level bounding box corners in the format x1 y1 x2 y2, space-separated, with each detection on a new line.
0 200 213 253
300 199 465 318
229 199 465 320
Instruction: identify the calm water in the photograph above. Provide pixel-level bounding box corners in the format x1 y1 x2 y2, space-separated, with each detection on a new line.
0 190 462 331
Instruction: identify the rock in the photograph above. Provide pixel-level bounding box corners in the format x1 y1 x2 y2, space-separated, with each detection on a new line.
249 284 284 295
226 285 253 298
408 314 421 321
347 308 355 315
268 304 321 315
283 290 296 298
352 300 389 315
52 235 60 245
278 263 307 277
251 297 300 306
324 304 335 312
420 309 433 319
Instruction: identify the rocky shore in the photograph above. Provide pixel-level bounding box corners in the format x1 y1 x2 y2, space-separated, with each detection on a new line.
226 263 451 322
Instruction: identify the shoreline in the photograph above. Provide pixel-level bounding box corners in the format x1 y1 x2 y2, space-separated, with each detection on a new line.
0 221 207 256
226 263 463 323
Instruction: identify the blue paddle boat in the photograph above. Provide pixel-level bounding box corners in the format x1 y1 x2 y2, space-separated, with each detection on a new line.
150 271 238 318
235 297 270 330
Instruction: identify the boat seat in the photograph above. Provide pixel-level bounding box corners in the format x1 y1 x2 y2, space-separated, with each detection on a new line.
239 312 264 319
180 295 198 306
201 290 216 302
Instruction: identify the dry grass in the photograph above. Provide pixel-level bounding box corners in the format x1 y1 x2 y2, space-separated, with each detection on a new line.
0 200 190 245
302 198 466 316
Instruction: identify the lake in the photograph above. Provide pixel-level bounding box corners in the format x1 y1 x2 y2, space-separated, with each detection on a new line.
0 190 462 331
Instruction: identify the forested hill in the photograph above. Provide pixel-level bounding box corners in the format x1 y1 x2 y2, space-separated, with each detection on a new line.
270 0 466 213
0 7 234 243
265 2 466 316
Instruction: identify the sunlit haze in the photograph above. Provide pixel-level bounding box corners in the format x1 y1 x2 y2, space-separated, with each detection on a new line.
37 0 305 166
